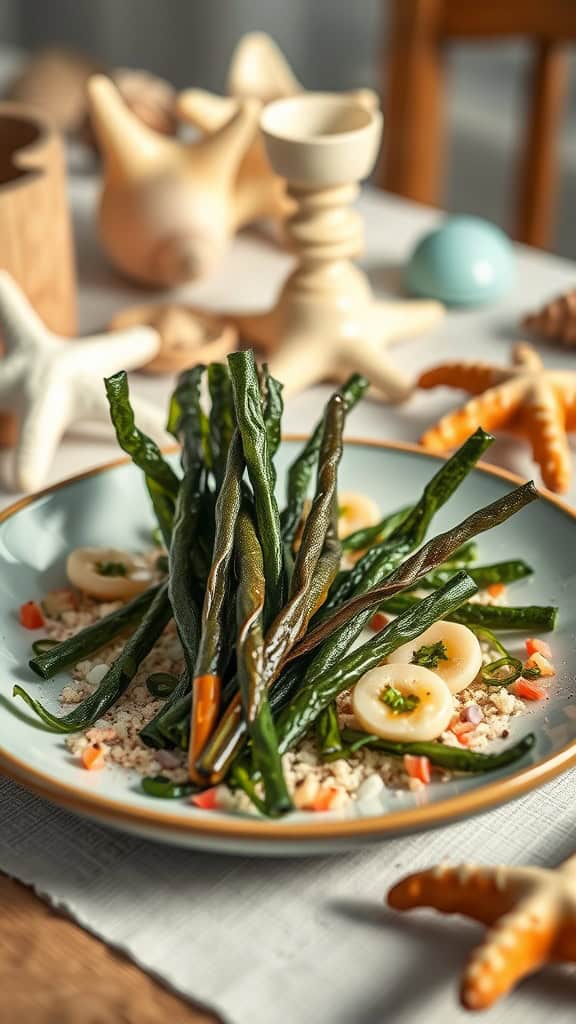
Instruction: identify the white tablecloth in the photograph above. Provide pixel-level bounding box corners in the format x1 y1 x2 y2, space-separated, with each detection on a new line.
1 180 576 1024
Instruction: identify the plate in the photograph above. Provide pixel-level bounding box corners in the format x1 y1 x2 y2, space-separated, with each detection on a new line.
1 439 575 855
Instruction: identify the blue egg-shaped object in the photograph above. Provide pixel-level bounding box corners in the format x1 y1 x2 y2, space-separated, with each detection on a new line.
404 216 515 306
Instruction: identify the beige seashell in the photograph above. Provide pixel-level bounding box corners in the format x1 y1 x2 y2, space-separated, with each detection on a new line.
109 302 237 375
87 74 259 287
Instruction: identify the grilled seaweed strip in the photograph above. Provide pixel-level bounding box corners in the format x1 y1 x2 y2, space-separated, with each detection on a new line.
104 371 180 546
280 373 369 548
14 583 172 733
228 350 286 624
338 728 536 772
423 559 533 590
235 505 291 815
196 393 344 778
376 593 558 632
260 364 284 466
208 363 235 487
262 393 344 690
327 427 494 612
140 367 206 750
341 505 412 553
289 481 539 663
188 430 244 776
29 583 162 680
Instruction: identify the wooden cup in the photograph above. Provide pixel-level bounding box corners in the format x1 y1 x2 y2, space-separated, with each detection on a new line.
0 103 77 444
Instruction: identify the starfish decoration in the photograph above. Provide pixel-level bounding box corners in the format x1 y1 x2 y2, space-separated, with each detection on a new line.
234 300 445 400
387 855 576 1010
418 342 576 492
109 302 237 375
0 272 166 493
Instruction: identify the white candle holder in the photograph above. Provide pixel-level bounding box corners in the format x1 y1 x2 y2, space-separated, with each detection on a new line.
232 93 444 399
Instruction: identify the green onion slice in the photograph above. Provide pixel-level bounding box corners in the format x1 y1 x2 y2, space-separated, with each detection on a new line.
146 672 179 698
481 656 523 686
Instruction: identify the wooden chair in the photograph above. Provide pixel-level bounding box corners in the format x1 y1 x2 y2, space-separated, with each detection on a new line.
378 0 576 248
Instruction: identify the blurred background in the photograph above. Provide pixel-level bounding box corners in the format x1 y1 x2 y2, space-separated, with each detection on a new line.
1 0 575 256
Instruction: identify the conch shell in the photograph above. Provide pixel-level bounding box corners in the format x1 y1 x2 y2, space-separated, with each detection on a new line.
87 74 260 287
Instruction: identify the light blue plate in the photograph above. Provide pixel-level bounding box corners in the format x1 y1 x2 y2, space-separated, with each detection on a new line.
0 440 575 855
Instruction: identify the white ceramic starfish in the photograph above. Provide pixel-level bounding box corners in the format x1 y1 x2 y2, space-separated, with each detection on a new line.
0 272 165 492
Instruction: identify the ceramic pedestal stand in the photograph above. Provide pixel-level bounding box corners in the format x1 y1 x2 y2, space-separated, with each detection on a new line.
230 94 444 399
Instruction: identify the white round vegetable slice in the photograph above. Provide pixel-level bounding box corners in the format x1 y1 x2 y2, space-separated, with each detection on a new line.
386 620 482 694
352 664 454 742
66 547 152 601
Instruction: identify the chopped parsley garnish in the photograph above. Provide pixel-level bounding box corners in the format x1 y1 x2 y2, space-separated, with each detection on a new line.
95 560 128 577
379 685 420 714
411 640 448 669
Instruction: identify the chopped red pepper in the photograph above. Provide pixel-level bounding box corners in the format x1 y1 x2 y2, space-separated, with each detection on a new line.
191 787 219 810
512 678 548 701
525 637 553 660
19 601 45 630
404 754 431 784
370 611 389 632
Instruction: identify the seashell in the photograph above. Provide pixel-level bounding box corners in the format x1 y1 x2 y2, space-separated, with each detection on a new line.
109 302 237 375
87 74 260 287
522 288 576 346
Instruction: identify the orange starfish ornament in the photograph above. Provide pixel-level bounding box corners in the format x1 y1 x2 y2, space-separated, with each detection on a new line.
387 855 576 1011
418 342 576 492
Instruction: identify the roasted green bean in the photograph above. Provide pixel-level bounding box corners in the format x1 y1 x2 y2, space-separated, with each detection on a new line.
339 728 536 772
280 373 369 547
29 583 162 680
235 505 291 815
228 350 286 625
105 371 180 546
15 583 172 733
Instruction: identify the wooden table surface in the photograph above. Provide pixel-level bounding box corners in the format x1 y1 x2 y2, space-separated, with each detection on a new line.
1 875 217 1022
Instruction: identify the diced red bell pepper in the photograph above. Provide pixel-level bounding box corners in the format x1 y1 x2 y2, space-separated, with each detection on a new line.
512 678 548 701
191 787 219 810
370 611 389 632
19 601 45 630
525 638 553 660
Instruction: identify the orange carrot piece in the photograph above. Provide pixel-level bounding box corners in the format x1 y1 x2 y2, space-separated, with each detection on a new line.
487 583 506 599
188 674 222 780
312 786 340 812
451 721 476 738
404 754 431 784
81 744 105 770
